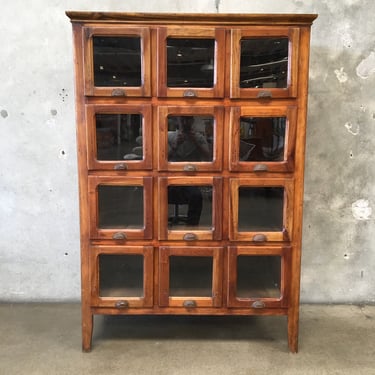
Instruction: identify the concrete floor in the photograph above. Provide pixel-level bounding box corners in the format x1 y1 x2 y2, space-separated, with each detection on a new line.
0 304 374 374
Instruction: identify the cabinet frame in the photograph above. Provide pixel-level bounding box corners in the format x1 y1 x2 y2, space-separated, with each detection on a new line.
67 11 317 353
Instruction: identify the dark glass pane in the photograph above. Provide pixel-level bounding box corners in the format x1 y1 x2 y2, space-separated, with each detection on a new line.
167 38 215 87
168 185 212 230
237 256 281 298
96 114 143 161
240 38 288 88
98 185 144 229
167 116 214 162
238 187 284 231
239 117 286 161
99 254 143 297
93 36 141 87
170 256 213 297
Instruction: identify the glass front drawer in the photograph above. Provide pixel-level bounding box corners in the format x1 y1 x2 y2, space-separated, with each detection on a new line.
159 246 223 308
229 106 297 172
86 104 152 170
227 246 290 308
90 246 153 308
158 177 222 241
88 176 153 240
230 27 299 98
229 178 294 242
157 106 223 172
157 27 225 98
83 26 151 97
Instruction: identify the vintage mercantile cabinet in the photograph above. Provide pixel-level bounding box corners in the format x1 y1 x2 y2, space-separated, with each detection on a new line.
66 11 317 352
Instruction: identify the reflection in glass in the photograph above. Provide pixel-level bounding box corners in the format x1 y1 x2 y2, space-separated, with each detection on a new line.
240 38 288 88
168 185 212 229
96 114 143 161
98 185 144 229
93 36 141 87
99 254 143 297
167 116 213 162
238 187 284 231
170 256 213 296
238 117 286 161
237 256 281 298
167 38 215 87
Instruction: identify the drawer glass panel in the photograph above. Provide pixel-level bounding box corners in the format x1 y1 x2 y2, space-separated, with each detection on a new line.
168 185 212 229
238 187 283 231
238 116 286 162
98 185 144 229
167 38 215 88
96 113 143 161
169 256 213 297
99 254 143 297
167 115 214 162
240 37 288 89
93 36 141 87
237 255 281 298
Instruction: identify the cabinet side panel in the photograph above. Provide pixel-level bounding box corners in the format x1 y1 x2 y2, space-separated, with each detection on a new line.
71 22 92 352
288 25 313 353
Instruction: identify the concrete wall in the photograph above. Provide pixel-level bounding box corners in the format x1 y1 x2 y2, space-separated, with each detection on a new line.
0 0 374 303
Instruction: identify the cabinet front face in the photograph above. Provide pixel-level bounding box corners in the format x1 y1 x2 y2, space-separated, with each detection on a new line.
90 246 153 308
229 178 294 242
158 177 222 241
157 27 225 98
227 246 290 308
229 106 297 172
83 26 151 97
86 104 152 170
88 176 153 240
230 27 299 98
157 106 223 172
159 246 223 308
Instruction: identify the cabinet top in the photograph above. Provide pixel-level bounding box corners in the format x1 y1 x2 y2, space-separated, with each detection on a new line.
66 11 317 26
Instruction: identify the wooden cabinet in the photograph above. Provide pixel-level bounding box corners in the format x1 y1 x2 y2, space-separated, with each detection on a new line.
67 11 317 353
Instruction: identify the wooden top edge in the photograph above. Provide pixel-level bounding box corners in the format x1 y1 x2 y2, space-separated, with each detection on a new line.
65 11 318 25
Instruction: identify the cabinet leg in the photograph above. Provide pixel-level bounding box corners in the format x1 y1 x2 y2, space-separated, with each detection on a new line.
287 308 299 353
82 311 93 352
